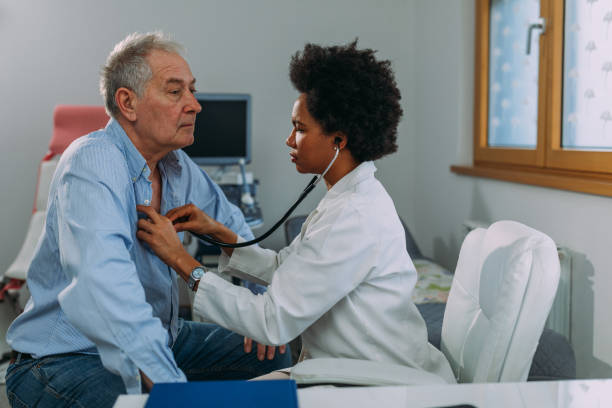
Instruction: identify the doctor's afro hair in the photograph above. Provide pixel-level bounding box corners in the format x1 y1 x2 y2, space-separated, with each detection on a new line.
289 40 402 162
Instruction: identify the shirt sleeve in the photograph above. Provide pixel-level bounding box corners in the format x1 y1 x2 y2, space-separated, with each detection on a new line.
192 204 378 346
55 145 186 394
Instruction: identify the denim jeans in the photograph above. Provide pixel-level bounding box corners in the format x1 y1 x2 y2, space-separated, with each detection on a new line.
5 320 292 408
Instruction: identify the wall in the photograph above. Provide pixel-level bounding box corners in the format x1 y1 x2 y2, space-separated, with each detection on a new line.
0 0 416 269
412 1 612 378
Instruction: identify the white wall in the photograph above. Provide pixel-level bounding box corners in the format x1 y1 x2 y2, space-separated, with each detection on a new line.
0 0 417 268
411 1 612 378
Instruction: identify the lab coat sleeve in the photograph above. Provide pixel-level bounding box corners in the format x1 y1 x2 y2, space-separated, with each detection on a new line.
56 145 185 394
192 205 377 345
216 235 298 286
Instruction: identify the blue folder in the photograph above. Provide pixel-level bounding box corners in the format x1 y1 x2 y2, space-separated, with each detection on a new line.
145 379 299 407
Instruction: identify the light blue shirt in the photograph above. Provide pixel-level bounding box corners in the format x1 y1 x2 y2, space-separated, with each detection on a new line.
6 119 255 393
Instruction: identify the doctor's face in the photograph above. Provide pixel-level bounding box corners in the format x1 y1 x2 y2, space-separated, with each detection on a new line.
287 94 337 174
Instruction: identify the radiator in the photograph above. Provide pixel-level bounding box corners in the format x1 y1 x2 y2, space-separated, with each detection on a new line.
462 220 572 342
546 247 572 342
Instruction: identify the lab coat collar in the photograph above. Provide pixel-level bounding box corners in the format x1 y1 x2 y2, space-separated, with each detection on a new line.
325 161 376 198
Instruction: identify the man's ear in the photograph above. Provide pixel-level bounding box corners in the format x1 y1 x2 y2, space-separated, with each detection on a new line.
115 87 138 122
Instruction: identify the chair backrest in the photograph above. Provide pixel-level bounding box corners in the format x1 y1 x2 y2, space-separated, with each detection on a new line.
47 105 110 158
284 215 308 245
440 220 560 383
35 105 109 211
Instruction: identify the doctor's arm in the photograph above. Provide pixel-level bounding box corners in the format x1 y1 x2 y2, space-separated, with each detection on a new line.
192 167 269 295
193 207 376 346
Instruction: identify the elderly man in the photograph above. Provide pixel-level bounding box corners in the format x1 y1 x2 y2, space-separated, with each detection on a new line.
5 32 290 407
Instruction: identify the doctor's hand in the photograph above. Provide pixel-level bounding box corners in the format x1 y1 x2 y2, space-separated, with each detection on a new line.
166 204 239 257
244 337 287 361
165 203 218 236
136 205 189 267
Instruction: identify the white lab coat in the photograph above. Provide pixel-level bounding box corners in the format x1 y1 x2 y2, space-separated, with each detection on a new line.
193 161 455 383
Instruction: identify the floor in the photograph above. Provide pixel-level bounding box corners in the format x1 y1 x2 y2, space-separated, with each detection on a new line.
0 361 9 407
0 386 7 408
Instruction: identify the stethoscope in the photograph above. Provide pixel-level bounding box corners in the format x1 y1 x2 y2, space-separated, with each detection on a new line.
193 145 340 248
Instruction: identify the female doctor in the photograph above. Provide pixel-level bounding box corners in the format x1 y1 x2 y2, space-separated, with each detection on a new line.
137 41 455 382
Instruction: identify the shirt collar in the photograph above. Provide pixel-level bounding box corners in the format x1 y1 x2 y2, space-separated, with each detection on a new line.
105 119 183 183
161 150 182 173
325 161 377 198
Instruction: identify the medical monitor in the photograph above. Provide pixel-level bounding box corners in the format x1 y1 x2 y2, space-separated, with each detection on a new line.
183 93 252 165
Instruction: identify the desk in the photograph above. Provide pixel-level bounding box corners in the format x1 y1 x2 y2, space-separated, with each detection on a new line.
114 379 612 407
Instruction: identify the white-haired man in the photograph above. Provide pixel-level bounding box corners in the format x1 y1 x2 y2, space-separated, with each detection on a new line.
5 32 290 408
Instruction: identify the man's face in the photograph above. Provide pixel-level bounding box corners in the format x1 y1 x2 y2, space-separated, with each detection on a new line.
133 50 202 154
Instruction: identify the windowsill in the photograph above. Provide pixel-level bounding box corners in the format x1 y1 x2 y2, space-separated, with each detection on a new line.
450 164 612 198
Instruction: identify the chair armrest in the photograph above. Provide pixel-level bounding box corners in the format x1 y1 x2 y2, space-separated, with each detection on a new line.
5 211 46 280
290 358 449 386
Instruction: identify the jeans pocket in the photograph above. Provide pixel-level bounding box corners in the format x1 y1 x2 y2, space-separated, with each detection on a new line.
7 390 30 408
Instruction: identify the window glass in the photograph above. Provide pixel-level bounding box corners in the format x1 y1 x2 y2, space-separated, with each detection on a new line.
488 0 541 148
562 0 612 150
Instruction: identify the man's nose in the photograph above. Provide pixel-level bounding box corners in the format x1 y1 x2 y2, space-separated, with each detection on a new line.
186 92 202 113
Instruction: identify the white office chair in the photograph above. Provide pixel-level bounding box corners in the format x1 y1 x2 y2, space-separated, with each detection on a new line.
441 220 560 383
290 220 560 386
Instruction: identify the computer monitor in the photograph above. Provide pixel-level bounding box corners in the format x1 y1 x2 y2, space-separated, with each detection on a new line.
183 93 252 165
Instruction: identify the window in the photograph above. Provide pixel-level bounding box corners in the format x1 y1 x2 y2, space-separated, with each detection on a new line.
452 0 612 196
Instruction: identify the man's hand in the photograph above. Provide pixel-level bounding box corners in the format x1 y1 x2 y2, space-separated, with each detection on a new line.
244 337 286 361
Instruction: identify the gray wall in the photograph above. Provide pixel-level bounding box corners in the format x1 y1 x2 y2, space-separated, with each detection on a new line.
0 0 416 262
2 0 610 379
412 1 612 378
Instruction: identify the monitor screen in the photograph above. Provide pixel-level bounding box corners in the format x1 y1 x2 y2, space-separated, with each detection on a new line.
183 93 251 165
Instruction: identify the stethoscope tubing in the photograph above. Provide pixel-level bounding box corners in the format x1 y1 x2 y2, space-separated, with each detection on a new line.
194 147 340 248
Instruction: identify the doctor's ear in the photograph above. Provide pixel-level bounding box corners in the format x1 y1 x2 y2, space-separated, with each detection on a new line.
115 87 138 122
332 133 347 150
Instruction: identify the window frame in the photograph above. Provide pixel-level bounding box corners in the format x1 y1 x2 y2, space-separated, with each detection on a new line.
455 0 612 197
473 0 548 168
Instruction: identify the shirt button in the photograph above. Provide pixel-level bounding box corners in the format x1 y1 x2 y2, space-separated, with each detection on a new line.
144 199 150 205
132 177 137 182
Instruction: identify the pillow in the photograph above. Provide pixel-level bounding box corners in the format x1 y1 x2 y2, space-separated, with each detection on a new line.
411 259 453 304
